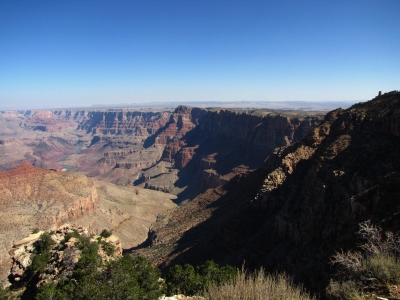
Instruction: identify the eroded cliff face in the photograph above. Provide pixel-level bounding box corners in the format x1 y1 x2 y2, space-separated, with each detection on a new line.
0 162 99 221
77 110 171 135
19 110 89 132
153 106 320 166
135 106 322 198
0 106 323 199
132 91 400 293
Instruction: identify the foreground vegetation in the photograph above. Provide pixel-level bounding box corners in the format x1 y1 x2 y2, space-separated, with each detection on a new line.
203 267 315 300
3 221 398 299
327 221 400 299
0 228 315 300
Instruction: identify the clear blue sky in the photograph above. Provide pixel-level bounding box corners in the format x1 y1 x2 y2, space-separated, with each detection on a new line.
0 0 399 109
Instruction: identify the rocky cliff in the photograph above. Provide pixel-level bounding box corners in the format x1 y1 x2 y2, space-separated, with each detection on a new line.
136 106 322 199
132 91 400 293
77 110 171 135
153 105 320 167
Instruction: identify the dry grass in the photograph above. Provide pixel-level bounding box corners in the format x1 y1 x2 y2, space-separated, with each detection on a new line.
327 221 400 299
202 267 315 300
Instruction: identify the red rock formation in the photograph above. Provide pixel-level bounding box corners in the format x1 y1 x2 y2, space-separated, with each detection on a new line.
140 106 322 194
0 162 98 223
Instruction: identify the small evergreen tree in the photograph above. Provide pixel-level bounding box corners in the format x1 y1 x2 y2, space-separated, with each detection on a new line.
166 260 237 295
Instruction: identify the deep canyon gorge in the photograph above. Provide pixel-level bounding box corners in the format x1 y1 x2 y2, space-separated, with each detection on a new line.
1 92 400 298
0 104 323 287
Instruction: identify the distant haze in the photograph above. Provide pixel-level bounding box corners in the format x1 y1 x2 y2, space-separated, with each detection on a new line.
0 100 357 112
0 1 399 109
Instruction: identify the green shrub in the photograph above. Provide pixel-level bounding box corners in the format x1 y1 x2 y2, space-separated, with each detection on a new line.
166 260 237 296
198 260 236 287
34 232 55 254
31 228 39 234
63 255 163 299
36 282 70 300
25 251 52 280
131 256 165 297
75 235 93 250
61 230 81 245
326 280 362 300
167 264 201 295
100 229 112 238
365 254 400 285
21 232 163 300
100 240 115 256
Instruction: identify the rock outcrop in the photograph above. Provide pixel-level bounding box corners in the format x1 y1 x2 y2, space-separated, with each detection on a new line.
9 224 122 287
0 162 99 221
132 91 400 294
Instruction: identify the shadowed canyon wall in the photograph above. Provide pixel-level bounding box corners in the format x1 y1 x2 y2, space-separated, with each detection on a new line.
132 91 400 293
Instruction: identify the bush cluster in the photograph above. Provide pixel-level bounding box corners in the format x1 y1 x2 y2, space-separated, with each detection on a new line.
166 260 237 296
12 230 163 300
25 232 56 279
100 229 112 238
36 255 164 300
9 229 317 300
327 221 400 299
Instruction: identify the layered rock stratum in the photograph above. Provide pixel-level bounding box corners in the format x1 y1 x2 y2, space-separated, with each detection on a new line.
0 162 97 285
0 106 323 201
132 91 400 293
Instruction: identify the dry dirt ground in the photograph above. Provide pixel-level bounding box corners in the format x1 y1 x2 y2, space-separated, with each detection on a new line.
80 179 177 250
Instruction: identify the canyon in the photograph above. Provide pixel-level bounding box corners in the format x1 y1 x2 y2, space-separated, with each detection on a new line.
132 91 400 294
3 93 399 296
0 104 324 288
0 106 323 201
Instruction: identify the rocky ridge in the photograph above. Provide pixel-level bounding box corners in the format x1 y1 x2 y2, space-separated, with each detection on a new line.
132 91 400 293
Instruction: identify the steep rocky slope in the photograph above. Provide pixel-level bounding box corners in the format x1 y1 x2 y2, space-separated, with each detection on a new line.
132 91 400 293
